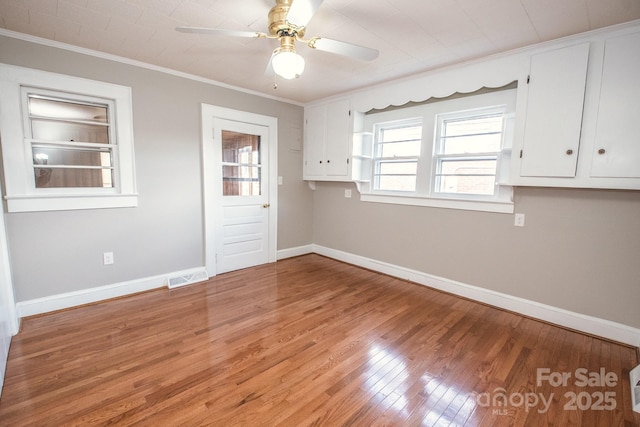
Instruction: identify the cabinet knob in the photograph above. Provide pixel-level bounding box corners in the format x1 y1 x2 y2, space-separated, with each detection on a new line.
327 159 331 163
319 160 322 164
566 149 574 155
598 148 606 155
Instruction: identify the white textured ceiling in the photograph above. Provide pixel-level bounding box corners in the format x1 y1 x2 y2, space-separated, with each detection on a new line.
1 0 639 104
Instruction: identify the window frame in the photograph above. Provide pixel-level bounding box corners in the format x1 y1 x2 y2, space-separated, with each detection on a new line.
431 105 507 201
0 64 137 212
362 90 516 214
372 117 423 193
22 87 120 193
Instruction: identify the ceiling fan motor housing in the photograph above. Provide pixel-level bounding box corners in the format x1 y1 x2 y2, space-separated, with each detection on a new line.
269 0 305 38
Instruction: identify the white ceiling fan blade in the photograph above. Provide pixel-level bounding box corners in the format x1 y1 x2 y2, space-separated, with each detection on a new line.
286 0 325 28
176 26 264 38
308 37 379 61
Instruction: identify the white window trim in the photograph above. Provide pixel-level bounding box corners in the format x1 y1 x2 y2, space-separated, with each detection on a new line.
0 63 137 212
362 90 516 214
361 193 514 213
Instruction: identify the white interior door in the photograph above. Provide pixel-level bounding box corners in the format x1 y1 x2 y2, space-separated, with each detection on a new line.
202 105 278 276
214 119 270 273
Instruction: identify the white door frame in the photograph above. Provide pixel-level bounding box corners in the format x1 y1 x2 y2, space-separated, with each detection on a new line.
0 177 18 397
201 104 278 277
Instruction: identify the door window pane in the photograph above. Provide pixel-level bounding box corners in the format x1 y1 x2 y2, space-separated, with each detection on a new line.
221 130 261 196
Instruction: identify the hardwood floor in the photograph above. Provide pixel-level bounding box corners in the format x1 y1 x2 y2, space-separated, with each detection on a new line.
0 254 638 426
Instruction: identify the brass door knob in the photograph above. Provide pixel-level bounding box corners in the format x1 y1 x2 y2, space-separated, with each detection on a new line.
262 203 270 208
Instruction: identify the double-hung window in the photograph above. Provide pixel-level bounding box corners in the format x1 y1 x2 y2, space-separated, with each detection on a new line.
363 89 516 213
373 118 422 192
25 88 117 190
0 64 137 212
433 107 505 198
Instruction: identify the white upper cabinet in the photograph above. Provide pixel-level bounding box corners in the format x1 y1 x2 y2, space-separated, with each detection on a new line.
302 23 640 190
589 31 640 179
519 43 590 178
303 98 353 181
303 103 326 178
512 27 640 190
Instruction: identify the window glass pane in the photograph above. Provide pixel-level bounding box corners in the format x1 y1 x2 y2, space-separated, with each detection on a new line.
381 125 422 142
34 167 113 188
377 175 416 192
436 159 497 195
443 115 502 137
221 130 261 196
378 161 417 175
442 133 502 154
377 124 421 158
437 174 496 195
28 96 108 123
379 140 421 157
222 166 261 196
31 120 109 144
439 159 497 175
33 146 112 167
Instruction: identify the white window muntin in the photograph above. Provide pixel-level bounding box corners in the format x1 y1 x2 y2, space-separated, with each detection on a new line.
21 87 120 194
432 106 507 201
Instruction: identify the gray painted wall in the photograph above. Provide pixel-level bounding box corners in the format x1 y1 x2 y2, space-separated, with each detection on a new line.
0 35 313 301
312 182 640 328
2 35 638 333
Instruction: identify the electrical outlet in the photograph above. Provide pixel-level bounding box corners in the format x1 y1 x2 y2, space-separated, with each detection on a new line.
345 189 352 198
103 252 114 265
514 213 525 227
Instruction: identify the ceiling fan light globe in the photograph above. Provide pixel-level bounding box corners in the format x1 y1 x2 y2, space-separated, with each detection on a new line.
272 51 305 79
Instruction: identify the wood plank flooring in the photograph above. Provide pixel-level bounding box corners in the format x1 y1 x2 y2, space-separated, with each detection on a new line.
0 254 638 426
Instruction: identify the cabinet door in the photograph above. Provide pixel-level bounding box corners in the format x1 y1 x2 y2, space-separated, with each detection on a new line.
324 99 351 176
520 43 590 177
590 32 640 178
303 104 326 178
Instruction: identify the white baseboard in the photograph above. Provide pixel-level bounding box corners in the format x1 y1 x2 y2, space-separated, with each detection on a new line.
15 246 640 348
277 244 313 260
16 266 207 318
312 244 640 347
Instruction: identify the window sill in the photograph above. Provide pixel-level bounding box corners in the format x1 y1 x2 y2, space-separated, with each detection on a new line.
360 193 514 214
5 193 138 213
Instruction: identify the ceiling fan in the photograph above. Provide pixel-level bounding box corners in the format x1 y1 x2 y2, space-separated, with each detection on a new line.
176 0 379 81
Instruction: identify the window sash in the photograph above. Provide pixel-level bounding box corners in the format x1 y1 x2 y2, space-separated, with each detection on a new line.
22 88 119 192
432 108 505 198
372 119 422 192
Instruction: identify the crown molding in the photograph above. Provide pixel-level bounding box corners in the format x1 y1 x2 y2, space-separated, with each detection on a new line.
0 28 304 107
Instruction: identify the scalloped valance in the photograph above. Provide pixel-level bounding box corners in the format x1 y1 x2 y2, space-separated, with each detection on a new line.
348 50 530 113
